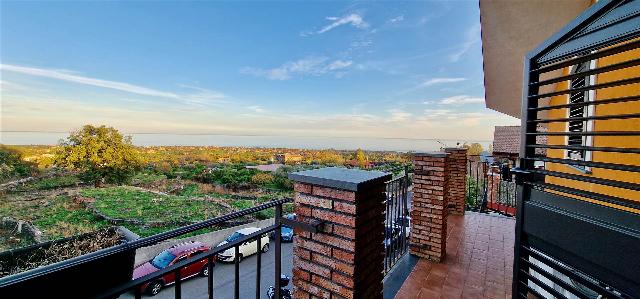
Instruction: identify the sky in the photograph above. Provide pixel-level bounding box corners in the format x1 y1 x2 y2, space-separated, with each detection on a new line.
0 0 519 150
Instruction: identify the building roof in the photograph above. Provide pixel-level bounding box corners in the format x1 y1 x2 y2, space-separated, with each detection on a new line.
493 126 547 155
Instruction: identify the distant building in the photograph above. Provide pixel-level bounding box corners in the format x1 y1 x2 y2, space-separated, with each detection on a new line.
492 125 547 160
245 164 284 172
275 153 303 164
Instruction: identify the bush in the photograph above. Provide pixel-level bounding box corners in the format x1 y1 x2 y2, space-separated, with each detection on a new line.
0 145 36 181
251 173 274 185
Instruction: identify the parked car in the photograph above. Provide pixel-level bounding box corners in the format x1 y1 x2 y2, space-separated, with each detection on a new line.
216 227 270 262
271 213 296 242
132 241 212 296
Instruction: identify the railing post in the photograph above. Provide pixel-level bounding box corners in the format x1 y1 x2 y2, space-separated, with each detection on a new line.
410 152 450 262
444 148 468 215
289 167 390 299
274 203 282 299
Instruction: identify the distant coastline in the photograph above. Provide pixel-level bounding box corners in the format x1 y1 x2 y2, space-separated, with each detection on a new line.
0 132 491 152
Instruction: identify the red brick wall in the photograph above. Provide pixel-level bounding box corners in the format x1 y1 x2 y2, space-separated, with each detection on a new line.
410 153 449 262
445 148 468 215
291 182 386 299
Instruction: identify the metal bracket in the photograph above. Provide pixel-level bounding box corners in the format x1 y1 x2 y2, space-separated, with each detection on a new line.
511 167 532 185
280 217 325 233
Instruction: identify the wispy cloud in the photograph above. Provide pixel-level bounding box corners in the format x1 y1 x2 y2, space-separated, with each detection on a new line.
1 64 226 105
318 14 369 34
240 57 353 80
246 105 265 113
420 77 467 87
388 15 404 24
301 13 369 36
388 109 411 122
436 95 484 105
448 23 480 62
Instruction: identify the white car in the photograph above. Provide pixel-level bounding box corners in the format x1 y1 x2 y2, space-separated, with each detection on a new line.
216 227 270 262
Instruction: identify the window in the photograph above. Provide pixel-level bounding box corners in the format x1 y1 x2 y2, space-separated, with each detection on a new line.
151 251 176 269
565 60 596 171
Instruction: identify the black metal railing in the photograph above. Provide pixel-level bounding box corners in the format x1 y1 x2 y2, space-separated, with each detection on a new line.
466 156 517 216
383 166 411 275
0 198 292 299
100 198 291 299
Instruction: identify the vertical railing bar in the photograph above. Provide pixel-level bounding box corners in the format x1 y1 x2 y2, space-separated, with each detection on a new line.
274 203 283 299
402 167 409 253
384 182 391 272
234 245 240 299
174 269 182 299
134 284 142 299
208 256 214 299
256 235 262 299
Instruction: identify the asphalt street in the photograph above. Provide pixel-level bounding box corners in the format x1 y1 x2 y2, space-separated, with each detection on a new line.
119 241 293 299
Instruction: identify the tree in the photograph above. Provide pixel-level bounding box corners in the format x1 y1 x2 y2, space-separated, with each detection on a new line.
54 125 141 186
0 145 36 181
355 148 367 168
462 142 484 156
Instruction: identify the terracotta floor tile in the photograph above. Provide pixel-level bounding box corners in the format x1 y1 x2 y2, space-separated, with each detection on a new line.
395 213 516 299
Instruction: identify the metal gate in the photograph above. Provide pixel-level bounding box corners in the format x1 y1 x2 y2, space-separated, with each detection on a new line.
514 0 640 298
466 156 517 216
384 166 411 275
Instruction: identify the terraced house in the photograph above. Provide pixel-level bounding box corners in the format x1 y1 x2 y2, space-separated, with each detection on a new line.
1 0 639 298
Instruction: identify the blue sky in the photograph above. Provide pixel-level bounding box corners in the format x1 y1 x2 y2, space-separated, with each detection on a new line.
0 1 518 148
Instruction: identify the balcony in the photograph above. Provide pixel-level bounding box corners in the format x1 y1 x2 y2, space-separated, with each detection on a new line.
393 213 515 299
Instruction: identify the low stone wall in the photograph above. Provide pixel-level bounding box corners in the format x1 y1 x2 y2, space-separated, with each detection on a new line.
133 218 275 266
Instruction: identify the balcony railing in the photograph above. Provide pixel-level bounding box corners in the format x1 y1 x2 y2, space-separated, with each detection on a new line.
0 198 292 299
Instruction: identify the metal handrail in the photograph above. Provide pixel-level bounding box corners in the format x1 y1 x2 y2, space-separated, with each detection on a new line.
0 198 292 294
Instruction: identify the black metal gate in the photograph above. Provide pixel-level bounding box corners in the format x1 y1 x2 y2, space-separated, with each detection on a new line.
384 166 411 275
466 156 517 216
514 0 640 298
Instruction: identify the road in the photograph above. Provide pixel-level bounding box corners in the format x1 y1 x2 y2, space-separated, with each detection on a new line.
120 241 293 299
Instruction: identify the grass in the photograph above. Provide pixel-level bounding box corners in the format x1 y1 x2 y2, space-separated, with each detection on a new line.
81 186 227 223
0 195 110 240
131 172 166 185
13 175 79 192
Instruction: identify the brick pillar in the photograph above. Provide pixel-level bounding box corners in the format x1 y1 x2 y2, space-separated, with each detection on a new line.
444 148 468 215
410 152 449 262
289 167 390 299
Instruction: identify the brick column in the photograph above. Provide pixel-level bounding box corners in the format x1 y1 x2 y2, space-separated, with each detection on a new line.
288 167 390 299
410 152 449 262
444 148 468 215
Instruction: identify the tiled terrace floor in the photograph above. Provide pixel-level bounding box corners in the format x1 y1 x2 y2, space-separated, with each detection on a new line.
395 212 515 299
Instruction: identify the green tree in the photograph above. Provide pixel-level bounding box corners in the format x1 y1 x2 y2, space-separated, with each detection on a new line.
54 125 141 186
0 145 36 181
463 143 484 156
355 148 367 168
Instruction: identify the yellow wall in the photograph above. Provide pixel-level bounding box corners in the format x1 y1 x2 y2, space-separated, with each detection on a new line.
544 45 640 214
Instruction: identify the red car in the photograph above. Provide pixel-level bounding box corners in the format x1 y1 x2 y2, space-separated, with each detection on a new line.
132 241 214 296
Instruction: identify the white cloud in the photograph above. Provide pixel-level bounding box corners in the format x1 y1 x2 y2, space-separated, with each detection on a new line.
448 23 481 62
388 109 412 122
240 57 353 80
1 64 226 105
420 77 467 87
388 15 404 24
246 105 265 113
437 95 484 105
318 14 369 34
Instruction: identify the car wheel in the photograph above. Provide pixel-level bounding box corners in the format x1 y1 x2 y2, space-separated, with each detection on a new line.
236 254 243 263
261 243 269 253
147 280 163 296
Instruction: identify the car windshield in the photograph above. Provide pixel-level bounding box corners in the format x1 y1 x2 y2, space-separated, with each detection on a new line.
151 251 177 269
226 232 245 242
